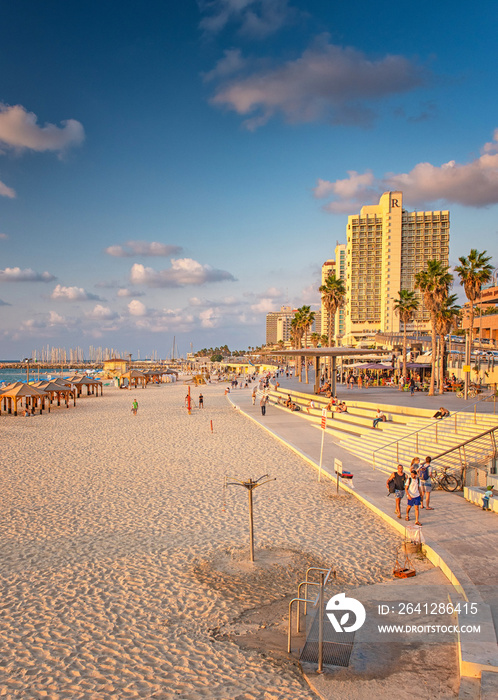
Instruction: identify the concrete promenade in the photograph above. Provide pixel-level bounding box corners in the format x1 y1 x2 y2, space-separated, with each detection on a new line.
226 374 498 680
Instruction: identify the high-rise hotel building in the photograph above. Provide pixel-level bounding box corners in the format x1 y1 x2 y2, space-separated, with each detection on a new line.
342 191 449 345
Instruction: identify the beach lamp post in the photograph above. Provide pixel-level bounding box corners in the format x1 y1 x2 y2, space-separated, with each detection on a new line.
22 357 30 383
225 474 276 562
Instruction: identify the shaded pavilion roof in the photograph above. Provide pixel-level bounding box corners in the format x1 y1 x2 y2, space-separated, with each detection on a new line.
263 347 391 358
121 369 147 379
32 380 75 393
65 374 102 385
0 383 48 398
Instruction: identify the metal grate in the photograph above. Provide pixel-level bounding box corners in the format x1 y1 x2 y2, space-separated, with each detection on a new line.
300 610 355 667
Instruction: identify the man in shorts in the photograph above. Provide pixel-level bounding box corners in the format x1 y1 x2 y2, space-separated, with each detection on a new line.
387 465 406 519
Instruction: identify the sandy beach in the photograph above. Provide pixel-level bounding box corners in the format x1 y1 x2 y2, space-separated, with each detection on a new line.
1 382 430 699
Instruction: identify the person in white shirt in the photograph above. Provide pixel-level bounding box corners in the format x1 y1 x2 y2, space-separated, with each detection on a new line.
405 468 423 525
373 409 386 428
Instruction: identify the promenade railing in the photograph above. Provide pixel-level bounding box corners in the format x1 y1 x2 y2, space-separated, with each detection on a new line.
372 391 497 472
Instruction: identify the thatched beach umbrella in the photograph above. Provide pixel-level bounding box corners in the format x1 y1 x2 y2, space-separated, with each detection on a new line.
0 383 49 416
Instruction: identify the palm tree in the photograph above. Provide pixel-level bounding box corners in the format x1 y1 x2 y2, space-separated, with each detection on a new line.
296 305 315 383
393 290 419 389
454 249 493 399
310 332 321 348
291 313 304 381
435 294 461 393
415 260 453 396
319 273 346 380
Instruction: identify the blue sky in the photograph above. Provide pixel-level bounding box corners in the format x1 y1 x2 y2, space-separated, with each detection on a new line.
1 0 497 359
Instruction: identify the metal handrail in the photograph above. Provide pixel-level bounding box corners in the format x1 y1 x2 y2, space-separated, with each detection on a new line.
289 567 334 652
432 425 498 461
372 391 496 468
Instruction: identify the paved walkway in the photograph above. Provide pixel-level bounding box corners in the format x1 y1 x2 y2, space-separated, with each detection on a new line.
226 380 498 655
273 369 498 415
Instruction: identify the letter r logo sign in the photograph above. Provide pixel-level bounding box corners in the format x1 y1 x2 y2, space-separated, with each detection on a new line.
391 198 399 208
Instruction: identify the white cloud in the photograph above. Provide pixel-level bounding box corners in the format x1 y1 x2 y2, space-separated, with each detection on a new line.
314 129 498 211
105 241 183 257
0 104 84 152
211 37 428 129
50 284 102 301
48 311 66 325
199 307 221 328
0 267 56 282
130 258 236 288
85 304 118 320
188 295 239 307
250 297 277 313
117 287 145 297
200 0 297 39
128 299 147 316
203 49 246 82
301 283 321 304
258 286 282 299
0 233 9 239
0 181 15 198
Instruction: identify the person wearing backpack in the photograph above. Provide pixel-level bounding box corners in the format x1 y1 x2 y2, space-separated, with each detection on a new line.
387 465 407 519
418 456 434 510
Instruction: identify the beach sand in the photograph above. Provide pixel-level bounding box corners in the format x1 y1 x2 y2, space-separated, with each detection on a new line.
1 382 436 699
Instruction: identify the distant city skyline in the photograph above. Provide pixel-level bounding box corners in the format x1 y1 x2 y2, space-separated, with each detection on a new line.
1 1 497 358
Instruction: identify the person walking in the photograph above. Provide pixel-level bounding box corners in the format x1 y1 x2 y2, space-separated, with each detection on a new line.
387 465 407 519
405 468 423 525
252 387 257 405
132 399 138 415
409 377 416 396
260 394 268 416
418 456 434 510
198 393 204 408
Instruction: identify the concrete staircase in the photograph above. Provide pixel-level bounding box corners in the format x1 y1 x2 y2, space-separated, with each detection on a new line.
269 387 498 476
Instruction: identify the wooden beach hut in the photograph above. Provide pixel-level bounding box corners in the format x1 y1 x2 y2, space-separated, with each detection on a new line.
65 374 103 397
120 369 147 389
0 383 49 416
32 380 76 408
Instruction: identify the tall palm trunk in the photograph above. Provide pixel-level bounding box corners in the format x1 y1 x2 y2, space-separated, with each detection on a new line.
439 334 446 395
400 318 407 390
465 302 475 395
328 308 333 381
304 328 309 384
429 314 437 396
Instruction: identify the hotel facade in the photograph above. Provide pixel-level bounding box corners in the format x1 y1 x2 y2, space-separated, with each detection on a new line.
323 191 450 346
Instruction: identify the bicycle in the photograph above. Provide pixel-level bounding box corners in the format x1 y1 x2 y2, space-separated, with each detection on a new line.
430 468 460 492
456 388 478 398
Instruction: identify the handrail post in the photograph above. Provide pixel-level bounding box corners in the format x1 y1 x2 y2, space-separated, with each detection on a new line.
318 572 325 674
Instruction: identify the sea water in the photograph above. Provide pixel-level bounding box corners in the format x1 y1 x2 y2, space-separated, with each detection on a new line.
0 368 79 386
